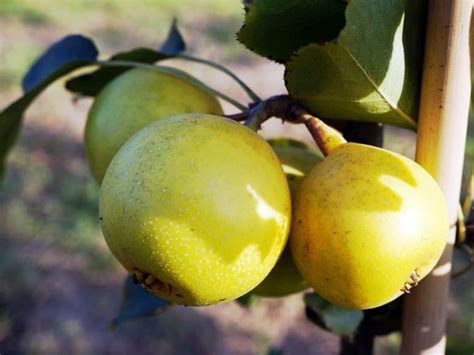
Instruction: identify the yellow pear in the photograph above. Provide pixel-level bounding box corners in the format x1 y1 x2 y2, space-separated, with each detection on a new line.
85 67 223 183
291 143 448 309
99 114 291 306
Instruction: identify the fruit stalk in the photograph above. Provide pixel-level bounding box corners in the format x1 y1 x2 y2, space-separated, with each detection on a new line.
243 95 296 130
229 94 349 155
300 112 347 156
225 111 249 121
401 1 472 354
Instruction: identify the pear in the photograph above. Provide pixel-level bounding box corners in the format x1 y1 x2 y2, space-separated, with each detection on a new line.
99 114 291 306
291 142 449 309
85 67 223 183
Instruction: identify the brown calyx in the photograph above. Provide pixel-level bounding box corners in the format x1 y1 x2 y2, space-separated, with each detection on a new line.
132 269 184 299
400 269 420 294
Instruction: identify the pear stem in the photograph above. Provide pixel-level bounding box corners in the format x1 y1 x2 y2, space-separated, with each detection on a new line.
226 111 249 121
233 94 347 155
300 113 347 156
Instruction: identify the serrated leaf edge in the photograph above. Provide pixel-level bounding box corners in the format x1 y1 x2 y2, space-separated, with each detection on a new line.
236 24 285 64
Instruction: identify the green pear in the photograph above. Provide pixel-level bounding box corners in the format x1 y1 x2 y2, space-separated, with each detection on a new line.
85 67 223 183
252 141 322 297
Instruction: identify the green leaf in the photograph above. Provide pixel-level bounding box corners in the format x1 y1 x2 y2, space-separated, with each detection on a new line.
236 293 259 307
304 293 363 336
0 60 95 179
0 34 99 180
66 18 187 96
305 305 330 331
285 0 426 129
160 18 186 56
237 0 347 63
65 48 168 96
110 276 171 329
22 34 98 92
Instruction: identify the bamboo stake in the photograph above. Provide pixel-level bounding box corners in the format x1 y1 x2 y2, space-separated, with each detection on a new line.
401 1 472 354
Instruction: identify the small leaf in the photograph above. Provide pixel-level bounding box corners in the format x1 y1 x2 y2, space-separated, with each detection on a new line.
1 35 98 179
285 0 426 129
304 293 363 336
22 34 98 92
324 306 364 336
304 292 330 309
160 18 186 56
110 275 171 329
1 34 98 179
66 19 186 97
305 306 329 330
65 48 168 96
238 0 346 63
236 293 259 308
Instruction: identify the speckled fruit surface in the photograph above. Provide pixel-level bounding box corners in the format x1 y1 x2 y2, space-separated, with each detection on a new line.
99 114 291 306
85 68 223 183
291 143 449 309
253 144 322 297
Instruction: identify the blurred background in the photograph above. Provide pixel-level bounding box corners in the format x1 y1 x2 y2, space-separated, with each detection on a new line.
0 0 473 354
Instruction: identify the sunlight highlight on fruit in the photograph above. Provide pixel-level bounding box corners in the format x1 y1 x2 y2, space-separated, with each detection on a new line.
246 184 285 223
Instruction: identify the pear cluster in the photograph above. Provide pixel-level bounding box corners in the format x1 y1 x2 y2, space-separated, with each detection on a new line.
87 69 449 309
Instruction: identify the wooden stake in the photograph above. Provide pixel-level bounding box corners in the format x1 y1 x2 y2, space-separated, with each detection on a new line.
401 1 472 354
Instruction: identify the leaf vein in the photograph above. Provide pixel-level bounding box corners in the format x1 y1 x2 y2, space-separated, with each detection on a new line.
341 46 417 129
